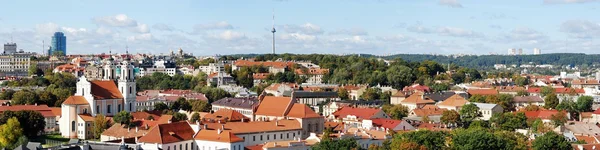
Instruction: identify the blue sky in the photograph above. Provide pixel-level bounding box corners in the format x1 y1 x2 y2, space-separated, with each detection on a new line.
1 0 600 55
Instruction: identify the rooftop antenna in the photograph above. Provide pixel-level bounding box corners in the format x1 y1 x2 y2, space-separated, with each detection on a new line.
271 9 276 54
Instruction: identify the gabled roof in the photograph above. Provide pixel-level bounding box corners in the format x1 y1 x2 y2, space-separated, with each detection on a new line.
593 108 600 115
252 73 270 80
255 96 294 116
78 114 95 122
90 81 123 99
467 89 498 95
63 96 89 105
295 68 329 75
137 122 195 144
403 84 431 93
131 111 162 120
371 118 406 130
203 109 250 122
50 107 61 117
286 103 321 119
523 110 565 119
194 130 244 143
438 94 469 107
412 105 446 117
332 107 382 120
472 103 499 110
0 105 56 118
211 97 259 109
424 92 466 102
203 119 302 134
401 93 435 104
391 91 407 97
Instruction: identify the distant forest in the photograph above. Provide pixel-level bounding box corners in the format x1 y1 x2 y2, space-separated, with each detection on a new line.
225 53 600 69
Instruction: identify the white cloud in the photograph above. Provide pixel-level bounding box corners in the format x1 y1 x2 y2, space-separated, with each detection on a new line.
329 28 368 36
437 27 483 38
544 0 598 4
194 21 233 30
279 23 324 35
407 24 434 34
439 0 463 8
127 33 156 42
96 27 113 36
153 23 175 31
496 27 548 42
211 30 246 41
35 22 60 35
93 14 138 27
131 23 149 33
560 20 600 38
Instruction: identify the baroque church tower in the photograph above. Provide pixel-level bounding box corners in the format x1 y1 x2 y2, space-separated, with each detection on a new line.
118 55 137 112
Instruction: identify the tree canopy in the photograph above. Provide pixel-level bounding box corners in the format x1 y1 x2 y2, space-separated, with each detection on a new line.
532 131 572 150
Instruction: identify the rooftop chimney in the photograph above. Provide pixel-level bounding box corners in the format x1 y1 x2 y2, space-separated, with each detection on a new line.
168 119 172 124
204 124 208 130
136 127 139 133
221 124 225 130
217 128 222 134
275 120 279 126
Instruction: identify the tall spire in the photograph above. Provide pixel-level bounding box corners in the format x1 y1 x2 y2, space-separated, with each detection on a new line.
271 9 276 54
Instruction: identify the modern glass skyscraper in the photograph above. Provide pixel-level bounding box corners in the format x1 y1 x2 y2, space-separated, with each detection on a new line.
50 32 66 56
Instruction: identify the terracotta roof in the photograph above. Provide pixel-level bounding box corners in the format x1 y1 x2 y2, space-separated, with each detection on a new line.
593 108 600 115
245 144 264 150
371 118 406 130
265 83 299 91
295 68 329 75
412 105 446 117
203 109 250 122
495 86 525 92
575 135 599 144
131 111 162 121
255 96 294 117
193 130 244 143
417 123 449 131
286 103 322 119
102 123 153 139
50 107 61 117
555 88 585 94
0 105 56 118
90 81 124 99
63 96 89 105
138 122 195 144
341 85 362 91
79 114 95 122
54 64 85 73
523 110 565 120
401 93 435 104
467 89 498 96
324 121 344 132
527 87 542 93
573 143 600 150
252 73 270 80
391 91 407 97
572 79 600 85
402 84 431 93
332 107 382 120
513 96 544 103
581 112 593 119
203 119 302 134
438 94 468 107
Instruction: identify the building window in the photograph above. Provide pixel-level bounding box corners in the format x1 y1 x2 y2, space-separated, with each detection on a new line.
71 121 75 132
83 108 88 114
97 105 100 113
260 135 263 141
107 105 112 113
129 104 132 111
129 86 132 94
118 104 121 112
267 134 269 140
253 136 255 141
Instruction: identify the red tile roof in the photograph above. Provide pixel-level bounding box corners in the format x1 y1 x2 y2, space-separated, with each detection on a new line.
332 107 382 120
138 122 195 144
467 89 498 95
54 64 85 73
255 96 294 117
412 105 446 117
0 105 56 117
194 130 244 143
295 68 329 75
203 119 301 134
63 96 89 105
593 108 600 115
203 109 250 122
371 118 407 130
401 93 435 104
252 73 270 80
438 94 468 107
286 103 322 119
523 110 565 120
131 111 162 120
79 114 95 121
50 107 61 117
90 81 124 99
403 84 431 93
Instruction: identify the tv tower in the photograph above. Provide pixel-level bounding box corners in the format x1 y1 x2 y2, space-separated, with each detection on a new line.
271 9 276 54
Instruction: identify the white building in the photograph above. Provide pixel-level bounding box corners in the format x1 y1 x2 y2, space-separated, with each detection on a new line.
533 48 541 55
198 62 225 74
138 122 196 150
0 52 31 76
472 103 503 120
59 58 137 139
211 97 259 120
194 129 245 150
138 60 177 76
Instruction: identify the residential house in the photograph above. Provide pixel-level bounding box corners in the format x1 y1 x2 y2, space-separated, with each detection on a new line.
523 110 567 123
232 60 295 74
193 129 245 150
472 103 503 120
513 96 544 108
263 83 299 97
254 96 325 139
363 118 416 131
399 92 435 113
53 64 85 77
571 79 600 89
206 72 236 86
410 105 446 118
390 91 408 105
287 91 340 106
198 62 225 74
138 122 196 150
586 108 600 124
467 89 498 96
424 91 468 103
200 119 304 146
341 85 367 100
330 107 389 128
295 68 329 84
437 94 469 111
253 73 269 84
328 127 390 149
495 86 526 95
203 109 250 122
211 97 259 120
402 84 431 93
321 100 384 117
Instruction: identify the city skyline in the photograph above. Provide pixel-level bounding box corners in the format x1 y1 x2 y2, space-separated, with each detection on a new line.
0 0 599 55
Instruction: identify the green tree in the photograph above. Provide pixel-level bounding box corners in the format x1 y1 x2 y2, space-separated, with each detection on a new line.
452 128 506 150
398 130 448 150
361 88 381 100
550 111 567 127
468 95 486 103
172 112 188 122
544 93 559 109
489 112 527 131
312 137 360 150
190 112 201 123
0 110 45 138
516 90 529 96
576 96 594 112
0 90 15 100
190 100 211 112
382 104 409 120
337 89 349 100
386 65 414 89
92 114 110 139
532 131 572 150
514 76 530 86
154 102 169 111
441 110 461 127
0 117 23 149
11 90 39 105
540 86 554 97
459 103 480 126
113 111 132 126
28 63 43 76
389 138 427 150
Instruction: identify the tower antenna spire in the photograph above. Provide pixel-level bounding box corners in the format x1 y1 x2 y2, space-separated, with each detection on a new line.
271 9 276 54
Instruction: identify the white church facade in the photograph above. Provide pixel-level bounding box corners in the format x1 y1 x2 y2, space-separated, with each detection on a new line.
59 58 137 139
